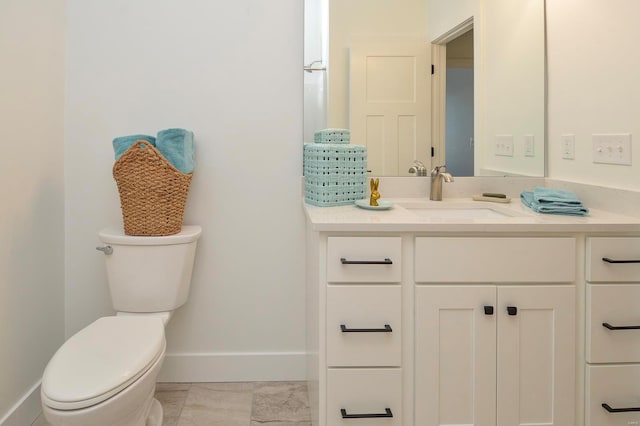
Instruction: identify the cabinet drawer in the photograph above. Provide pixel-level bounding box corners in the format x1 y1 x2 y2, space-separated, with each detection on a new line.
327 368 402 425
415 237 576 283
586 364 640 426
327 237 402 283
327 286 401 367
587 284 640 363
587 238 640 282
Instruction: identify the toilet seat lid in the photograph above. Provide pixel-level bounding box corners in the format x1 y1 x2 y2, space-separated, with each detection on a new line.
42 316 165 410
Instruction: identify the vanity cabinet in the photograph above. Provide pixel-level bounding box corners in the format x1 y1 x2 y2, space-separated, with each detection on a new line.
307 232 578 426
585 237 640 426
305 194 640 426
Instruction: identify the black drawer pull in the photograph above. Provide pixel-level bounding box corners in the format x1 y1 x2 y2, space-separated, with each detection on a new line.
507 306 518 316
602 403 640 413
340 257 393 265
341 408 393 419
484 305 494 315
602 322 640 331
340 324 392 333
602 257 640 264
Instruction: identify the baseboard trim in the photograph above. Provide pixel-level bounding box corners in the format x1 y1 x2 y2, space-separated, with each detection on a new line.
157 351 306 383
0 381 41 426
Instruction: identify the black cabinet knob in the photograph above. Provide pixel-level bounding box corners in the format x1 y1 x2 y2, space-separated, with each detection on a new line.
507 306 518 316
484 305 494 315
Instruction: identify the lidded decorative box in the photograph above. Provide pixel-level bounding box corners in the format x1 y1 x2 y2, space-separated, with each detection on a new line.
313 128 351 144
304 143 367 207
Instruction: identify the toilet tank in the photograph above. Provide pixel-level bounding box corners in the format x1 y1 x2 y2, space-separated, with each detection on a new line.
98 226 202 313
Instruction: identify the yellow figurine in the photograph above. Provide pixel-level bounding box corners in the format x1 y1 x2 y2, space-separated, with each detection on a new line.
369 178 381 206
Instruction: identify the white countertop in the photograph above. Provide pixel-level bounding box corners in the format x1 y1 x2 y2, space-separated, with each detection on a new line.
304 197 640 233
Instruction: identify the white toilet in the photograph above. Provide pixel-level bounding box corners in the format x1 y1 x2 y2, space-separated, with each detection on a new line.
40 225 202 426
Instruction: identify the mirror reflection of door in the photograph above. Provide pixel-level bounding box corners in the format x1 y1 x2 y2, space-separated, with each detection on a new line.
445 29 474 176
350 40 430 177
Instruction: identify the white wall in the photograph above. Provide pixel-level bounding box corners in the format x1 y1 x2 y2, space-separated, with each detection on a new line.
547 0 640 191
0 0 66 424
65 0 306 381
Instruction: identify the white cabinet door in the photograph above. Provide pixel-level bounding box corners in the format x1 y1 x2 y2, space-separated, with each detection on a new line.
416 285 575 426
497 286 575 426
415 286 497 426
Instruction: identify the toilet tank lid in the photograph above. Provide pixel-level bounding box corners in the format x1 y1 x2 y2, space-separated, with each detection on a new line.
99 225 202 245
41 316 165 410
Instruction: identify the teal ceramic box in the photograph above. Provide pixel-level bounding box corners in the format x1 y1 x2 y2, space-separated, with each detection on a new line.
304 143 367 207
313 128 351 144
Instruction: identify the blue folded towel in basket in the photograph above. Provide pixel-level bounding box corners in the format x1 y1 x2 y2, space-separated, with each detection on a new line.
156 128 195 174
521 187 589 216
112 134 156 160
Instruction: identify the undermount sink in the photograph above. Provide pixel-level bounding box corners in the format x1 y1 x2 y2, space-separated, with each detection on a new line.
398 201 519 219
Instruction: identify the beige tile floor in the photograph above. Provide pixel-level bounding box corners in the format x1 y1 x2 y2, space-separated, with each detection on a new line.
32 381 311 426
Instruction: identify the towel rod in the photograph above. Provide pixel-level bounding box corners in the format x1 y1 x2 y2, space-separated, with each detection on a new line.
304 60 326 73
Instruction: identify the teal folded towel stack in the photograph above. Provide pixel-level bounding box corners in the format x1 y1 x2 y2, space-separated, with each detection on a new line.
112 134 156 160
156 128 195 174
520 187 589 216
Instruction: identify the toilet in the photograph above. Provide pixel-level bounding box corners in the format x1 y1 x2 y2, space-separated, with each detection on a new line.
40 225 202 426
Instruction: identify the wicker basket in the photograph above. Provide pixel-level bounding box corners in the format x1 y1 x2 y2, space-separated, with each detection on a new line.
113 140 193 236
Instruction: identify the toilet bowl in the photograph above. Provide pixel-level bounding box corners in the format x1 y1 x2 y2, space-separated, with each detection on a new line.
41 316 166 426
41 225 202 426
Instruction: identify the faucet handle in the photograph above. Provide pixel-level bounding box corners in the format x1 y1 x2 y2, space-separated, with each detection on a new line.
431 164 447 175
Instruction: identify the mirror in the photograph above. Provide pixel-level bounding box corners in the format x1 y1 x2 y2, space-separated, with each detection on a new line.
303 0 546 177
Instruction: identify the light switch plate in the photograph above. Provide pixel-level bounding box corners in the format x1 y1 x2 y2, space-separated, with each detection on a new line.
562 134 575 160
524 135 535 157
495 134 514 157
592 133 632 165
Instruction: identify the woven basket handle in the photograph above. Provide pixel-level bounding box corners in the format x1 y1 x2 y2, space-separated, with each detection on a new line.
127 139 167 164
133 139 154 151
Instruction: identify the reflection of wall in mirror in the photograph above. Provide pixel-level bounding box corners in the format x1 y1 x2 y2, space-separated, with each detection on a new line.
304 0 326 143
480 0 545 176
446 67 474 176
428 0 475 41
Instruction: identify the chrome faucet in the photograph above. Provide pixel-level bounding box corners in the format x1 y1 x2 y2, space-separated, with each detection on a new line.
430 165 454 201
408 160 427 176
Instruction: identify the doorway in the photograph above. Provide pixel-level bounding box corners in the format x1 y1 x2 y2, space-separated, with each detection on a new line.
445 29 474 176
431 19 475 177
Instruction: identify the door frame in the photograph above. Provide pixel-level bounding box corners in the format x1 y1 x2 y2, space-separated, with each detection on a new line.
431 17 474 170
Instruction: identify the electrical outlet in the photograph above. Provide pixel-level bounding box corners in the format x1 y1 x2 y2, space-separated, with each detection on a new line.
495 134 514 157
593 133 632 165
562 134 575 160
524 135 535 157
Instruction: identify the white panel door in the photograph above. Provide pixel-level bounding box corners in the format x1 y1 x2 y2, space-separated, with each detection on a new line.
350 40 430 176
497 285 575 426
415 285 497 426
